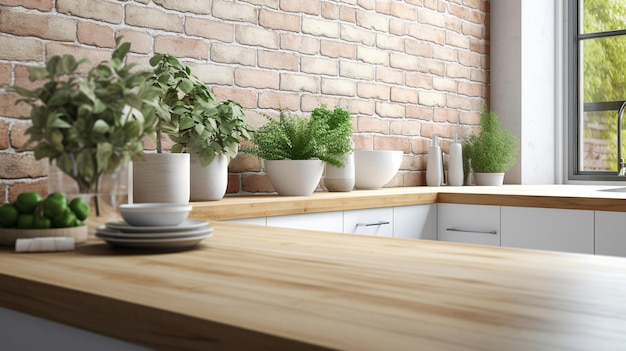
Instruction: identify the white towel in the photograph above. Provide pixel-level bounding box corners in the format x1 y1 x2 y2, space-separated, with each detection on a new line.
15 237 75 253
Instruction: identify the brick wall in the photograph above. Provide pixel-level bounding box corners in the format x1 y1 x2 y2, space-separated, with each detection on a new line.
0 0 489 201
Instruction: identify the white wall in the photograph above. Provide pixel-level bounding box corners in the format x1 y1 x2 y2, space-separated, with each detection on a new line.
491 0 559 184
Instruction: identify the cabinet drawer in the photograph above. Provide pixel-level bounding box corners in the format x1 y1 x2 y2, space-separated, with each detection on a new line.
501 207 593 254
343 208 393 237
595 211 626 257
266 212 343 233
437 204 500 246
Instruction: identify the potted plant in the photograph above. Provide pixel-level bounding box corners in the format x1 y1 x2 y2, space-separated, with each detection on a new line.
311 105 355 192
465 109 518 185
244 109 353 196
10 39 161 230
132 54 252 202
131 54 195 204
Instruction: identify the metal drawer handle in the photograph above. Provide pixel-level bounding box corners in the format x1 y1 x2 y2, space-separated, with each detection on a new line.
446 228 497 235
357 221 390 227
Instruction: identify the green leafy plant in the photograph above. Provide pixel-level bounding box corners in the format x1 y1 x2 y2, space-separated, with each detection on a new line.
244 106 353 167
11 39 161 199
148 54 251 166
465 109 518 173
311 105 353 160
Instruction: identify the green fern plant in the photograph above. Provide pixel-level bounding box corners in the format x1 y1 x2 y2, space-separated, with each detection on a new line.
244 106 353 167
466 109 518 173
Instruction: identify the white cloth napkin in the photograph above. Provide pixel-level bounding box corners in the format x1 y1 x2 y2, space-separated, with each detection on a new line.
15 237 75 253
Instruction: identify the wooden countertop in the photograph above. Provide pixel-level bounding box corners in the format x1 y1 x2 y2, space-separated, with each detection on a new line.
190 185 626 220
1 221 625 350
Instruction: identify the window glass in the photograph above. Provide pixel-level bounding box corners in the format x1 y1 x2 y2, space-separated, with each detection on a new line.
581 0 626 33
576 0 626 175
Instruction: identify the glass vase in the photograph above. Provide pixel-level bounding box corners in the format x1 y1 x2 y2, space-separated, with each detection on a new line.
48 160 129 236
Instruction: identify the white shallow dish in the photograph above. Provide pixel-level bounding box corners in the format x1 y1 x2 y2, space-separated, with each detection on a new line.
105 219 209 233
96 225 213 239
96 232 212 251
119 203 192 226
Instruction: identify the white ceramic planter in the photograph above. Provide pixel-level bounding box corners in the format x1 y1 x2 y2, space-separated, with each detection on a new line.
354 150 403 189
474 172 505 186
324 151 355 192
264 159 324 196
132 153 190 204
190 153 228 201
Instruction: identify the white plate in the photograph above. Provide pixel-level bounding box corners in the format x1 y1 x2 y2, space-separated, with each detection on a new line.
96 225 213 239
96 232 213 251
105 219 209 233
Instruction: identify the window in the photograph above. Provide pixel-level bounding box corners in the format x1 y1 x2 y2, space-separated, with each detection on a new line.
569 0 626 180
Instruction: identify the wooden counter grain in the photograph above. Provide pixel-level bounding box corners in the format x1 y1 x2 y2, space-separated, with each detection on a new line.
1 221 626 351
190 185 626 221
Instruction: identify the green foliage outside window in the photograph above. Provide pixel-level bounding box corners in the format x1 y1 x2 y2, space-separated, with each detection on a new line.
581 0 626 171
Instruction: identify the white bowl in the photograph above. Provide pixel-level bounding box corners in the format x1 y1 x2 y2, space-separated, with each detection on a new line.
354 150 403 189
119 203 192 227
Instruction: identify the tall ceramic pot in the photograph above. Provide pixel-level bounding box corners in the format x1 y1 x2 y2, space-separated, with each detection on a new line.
48 160 129 236
189 153 228 201
323 150 355 192
132 153 190 204
264 159 324 196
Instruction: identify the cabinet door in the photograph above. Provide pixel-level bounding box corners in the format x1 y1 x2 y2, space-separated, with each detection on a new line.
393 204 437 240
0 307 150 351
437 204 501 246
266 212 343 233
227 217 267 226
343 208 393 237
595 211 626 257
501 207 594 254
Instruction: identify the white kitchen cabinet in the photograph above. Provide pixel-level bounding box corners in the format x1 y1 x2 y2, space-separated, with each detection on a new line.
500 207 594 254
266 211 344 233
437 204 501 246
595 211 626 257
343 208 393 237
393 204 437 240
0 307 149 351
226 217 267 226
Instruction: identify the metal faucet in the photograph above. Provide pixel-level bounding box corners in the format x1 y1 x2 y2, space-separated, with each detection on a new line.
618 100 626 176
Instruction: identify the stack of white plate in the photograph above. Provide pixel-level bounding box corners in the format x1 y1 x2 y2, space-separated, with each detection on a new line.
96 219 213 251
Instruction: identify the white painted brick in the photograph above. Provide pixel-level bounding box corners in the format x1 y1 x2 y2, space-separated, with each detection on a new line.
301 57 338 76
376 102 405 118
357 46 389 65
236 25 279 49
340 23 376 45
321 78 356 96
212 0 257 22
302 17 340 38
340 61 375 80
210 43 256 66
418 91 446 107
280 73 320 93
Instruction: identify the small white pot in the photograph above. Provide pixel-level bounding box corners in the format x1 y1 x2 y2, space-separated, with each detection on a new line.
324 151 355 192
190 153 228 201
264 159 324 196
132 153 190 204
474 172 505 186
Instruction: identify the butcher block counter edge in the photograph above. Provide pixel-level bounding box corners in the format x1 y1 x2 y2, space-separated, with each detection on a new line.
1 221 626 351
189 184 626 220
